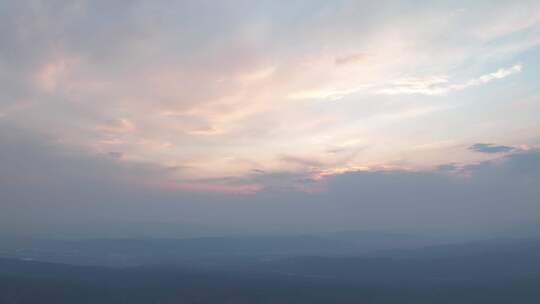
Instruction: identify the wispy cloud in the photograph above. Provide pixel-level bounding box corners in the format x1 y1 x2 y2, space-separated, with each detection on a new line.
0 1 538 182
287 87 365 101
377 64 522 96
377 76 450 96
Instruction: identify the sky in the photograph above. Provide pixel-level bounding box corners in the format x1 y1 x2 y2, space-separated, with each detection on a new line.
1 0 539 239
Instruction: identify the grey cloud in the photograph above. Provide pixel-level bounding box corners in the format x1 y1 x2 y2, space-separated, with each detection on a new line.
108 151 123 159
437 163 458 172
2 122 539 240
279 155 324 168
468 143 515 153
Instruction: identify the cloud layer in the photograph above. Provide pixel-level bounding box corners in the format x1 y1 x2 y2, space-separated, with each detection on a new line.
0 1 539 238
1 1 539 183
1 124 539 239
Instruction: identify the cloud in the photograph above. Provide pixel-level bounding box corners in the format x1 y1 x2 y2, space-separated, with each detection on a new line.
468 143 516 154
287 87 365 101
437 163 458 172
376 76 450 96
0 1 539 190
377 64 522 96
97 119 136 134
279 155 324 168
334 52 368 66
108 151 123 159
376 105 450 121
1 121 539 239
0 0 540 225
